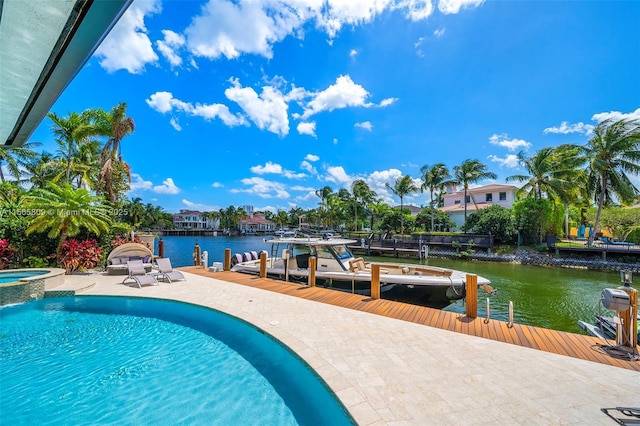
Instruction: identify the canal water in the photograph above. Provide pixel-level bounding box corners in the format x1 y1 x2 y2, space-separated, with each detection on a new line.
157 236 625 335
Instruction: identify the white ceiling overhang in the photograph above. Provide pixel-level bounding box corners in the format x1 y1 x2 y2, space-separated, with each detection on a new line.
0 0 131 147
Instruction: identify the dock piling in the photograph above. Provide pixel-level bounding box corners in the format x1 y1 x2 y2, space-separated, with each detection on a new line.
224 248 231 271
465 274 478 318
259 251 267 278
308 257 316 286
371 264 380 299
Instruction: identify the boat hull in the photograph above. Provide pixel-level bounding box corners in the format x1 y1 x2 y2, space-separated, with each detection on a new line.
231 260 488 306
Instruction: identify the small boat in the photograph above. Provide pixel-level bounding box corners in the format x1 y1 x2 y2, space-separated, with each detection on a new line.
578 314 640 340
230 237 492 306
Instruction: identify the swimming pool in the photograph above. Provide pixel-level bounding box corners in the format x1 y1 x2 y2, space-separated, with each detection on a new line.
0 296 354 425
0 269 48 284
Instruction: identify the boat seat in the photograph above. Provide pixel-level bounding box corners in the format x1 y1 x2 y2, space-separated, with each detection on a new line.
349 258 366 272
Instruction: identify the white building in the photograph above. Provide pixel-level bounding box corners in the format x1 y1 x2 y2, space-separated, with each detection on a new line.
238 213 276 234
173 210 219 229
439 184 518 228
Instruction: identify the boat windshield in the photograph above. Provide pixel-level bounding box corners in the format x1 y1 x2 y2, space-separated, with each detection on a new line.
331 244 353 260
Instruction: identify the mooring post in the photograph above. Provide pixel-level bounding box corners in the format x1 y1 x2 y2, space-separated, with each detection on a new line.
308 256 316 287
158 238 164 258
371 264 381 299
617 285 638 349
224 248 231 271
194 242 201 267
465 274 478 318
259 251 267 278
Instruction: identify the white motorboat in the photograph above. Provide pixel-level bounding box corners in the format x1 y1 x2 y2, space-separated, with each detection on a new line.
230 237 493 305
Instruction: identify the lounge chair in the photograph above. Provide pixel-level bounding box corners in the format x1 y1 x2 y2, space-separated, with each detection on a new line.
155 258 185 283
599 236 634 246
122 260 158 288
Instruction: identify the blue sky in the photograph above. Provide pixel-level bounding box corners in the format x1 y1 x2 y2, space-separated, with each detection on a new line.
28 0 640 214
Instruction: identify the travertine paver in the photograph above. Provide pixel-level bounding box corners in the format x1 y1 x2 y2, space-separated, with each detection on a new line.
77 271 640 425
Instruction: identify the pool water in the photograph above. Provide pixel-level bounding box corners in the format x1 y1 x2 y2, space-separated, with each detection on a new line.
0 297 354 425
0 270 47 284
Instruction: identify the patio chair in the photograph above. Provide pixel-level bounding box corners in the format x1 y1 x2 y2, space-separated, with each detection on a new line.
155 258 186 283
122 260 158 288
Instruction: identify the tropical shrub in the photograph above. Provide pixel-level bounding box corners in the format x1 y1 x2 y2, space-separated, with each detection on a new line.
58 239 102 274
512 198 558 245
0 239 18 269
462 205 516 244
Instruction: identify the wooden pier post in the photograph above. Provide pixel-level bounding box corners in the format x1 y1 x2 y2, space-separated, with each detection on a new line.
371 264 380 300
158 238 164 258
224 248 231 271
465 274 478 318
617 286 638 349
259 251 267 278
194 242 201 267
308 256 316 287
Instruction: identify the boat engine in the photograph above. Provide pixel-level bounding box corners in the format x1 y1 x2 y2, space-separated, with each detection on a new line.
601 288 630 312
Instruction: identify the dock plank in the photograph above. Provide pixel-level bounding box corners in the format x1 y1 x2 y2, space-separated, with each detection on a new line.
184 268 640 372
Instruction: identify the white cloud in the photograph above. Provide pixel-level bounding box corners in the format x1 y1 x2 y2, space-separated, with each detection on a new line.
543 121 593 135
290 185 316 191
251 161 306 179
438 0 485 15
297 121 317 137
211 182 224 188
434 27 446 37
129 173 153 191
365 168 404 204
169 117 182 131
301 75 373 119
488 154 520 168
414 37 425 57
305 154 320 162
544 108 640 136
182 199 218 211
225 78 290 136
591 107 640 123
184 0 308 60
355 121 373 131
489 134 531 151
232 177 290 199
95 0 161 73
300 160 317 175
379 97 398 107
153 178 181 194
156 29 185 67
146 91 248 127
324 165 352 185
251 161 283 174
333 138 338 144
397 0 434 21
349 49 358 58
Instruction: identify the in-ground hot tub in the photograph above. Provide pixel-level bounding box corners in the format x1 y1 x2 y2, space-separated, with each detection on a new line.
0 268 65 305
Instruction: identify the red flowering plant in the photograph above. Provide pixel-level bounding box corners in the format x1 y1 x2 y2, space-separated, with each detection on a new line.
0 239 18 270
110 235 151 250
58 239 102 274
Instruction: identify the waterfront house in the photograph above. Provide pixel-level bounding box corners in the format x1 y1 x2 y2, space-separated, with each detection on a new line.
439 184 518 228
173 210 219 230
238 213 276 234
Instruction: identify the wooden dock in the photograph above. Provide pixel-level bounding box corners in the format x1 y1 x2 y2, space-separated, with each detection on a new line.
182 267 640 372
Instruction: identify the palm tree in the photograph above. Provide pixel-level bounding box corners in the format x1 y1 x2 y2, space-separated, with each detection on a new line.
0 141 40 183
351 179 376 231
420 163 452 232
25 182 112 253
91 103 135 204
506 145 583 200
23 152 58 189
315 185 333 228
452 159 497 225
583 118 640 244
386 175 419 234
48 111 96 183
